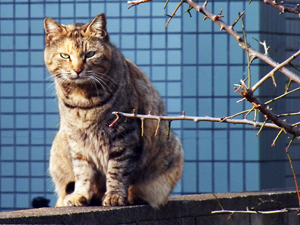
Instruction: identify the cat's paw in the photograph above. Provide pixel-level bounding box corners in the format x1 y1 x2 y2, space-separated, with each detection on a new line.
64 193 90 206
102 192 127 206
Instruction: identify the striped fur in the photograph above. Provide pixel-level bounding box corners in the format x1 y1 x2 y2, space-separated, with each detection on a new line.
44 13 184 208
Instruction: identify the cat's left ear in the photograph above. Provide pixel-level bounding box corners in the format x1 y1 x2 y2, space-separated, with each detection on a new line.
85 13 109 40
44 18 67 46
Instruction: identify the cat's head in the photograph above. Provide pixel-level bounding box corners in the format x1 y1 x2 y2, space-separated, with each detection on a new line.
44 13 112 86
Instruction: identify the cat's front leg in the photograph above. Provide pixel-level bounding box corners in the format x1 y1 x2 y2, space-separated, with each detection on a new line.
102 157 132 206
64 158 94 206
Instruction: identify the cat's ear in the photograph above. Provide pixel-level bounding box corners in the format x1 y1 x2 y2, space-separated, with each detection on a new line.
44 18 66 45
85 14 109 40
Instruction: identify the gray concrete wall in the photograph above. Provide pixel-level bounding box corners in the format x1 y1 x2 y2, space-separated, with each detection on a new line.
0 191 299 224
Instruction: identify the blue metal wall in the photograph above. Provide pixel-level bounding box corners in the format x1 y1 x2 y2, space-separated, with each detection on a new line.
0 0 263 211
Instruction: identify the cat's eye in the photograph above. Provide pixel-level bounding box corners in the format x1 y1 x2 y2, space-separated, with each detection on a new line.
60 53 70 59
85 51 95 59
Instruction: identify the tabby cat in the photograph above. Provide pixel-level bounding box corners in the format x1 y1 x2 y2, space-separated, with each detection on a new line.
44 13 184 208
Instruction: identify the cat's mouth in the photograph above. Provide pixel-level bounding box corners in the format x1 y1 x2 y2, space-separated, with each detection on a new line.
70 76 90 84
68 73 90 84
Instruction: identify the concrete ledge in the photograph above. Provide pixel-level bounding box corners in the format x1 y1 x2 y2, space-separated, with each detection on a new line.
0 191 299 224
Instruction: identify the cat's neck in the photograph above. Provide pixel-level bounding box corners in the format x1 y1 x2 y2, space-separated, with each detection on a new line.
55 80 113 109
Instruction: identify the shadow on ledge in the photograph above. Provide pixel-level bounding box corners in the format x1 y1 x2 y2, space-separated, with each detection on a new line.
0 191 299 225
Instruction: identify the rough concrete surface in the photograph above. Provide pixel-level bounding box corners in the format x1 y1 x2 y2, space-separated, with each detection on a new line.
0 190 299 224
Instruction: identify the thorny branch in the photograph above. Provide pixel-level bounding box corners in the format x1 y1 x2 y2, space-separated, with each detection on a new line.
262 0 300 17
181 0 300 85
235 80 300 138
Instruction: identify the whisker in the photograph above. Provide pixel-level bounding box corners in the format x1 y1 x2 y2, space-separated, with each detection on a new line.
91 75 113 94
94 72 118 86
88 77 100 98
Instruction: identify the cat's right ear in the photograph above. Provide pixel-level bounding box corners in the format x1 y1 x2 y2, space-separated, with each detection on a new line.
85 14 109 40
44 18 66 46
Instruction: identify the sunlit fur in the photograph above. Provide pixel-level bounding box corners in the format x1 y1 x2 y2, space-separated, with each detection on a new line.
44 13 184 208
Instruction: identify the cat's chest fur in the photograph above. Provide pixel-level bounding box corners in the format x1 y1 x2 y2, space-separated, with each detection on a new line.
61 105 111 173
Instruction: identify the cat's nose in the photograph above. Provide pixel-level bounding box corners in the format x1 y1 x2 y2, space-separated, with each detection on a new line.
74 67 83 75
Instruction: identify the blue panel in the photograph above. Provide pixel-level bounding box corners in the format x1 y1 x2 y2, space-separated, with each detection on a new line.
183 66 196 96
137 18 151 32
15 4 28 18
16 68 29 81
16 115 29 129
1 194 14 208
229 130 244 160
75 3 89 17
1 36 14 50
214 130 228 160
31 115 44 129
168 34 181 49
0 83 14 97
199 162 212 192
183 35 196 64
167 66 181 80
152 66 166 81
16 147 29 160
230 162 244 192
1 163 14 176
246 162 259 191
16 162 29 176
16 131 29 145
152 34 166 49
16 179 29 192
214 162 228 192
1 4 13 18
1 115 14 129
167 98 181 113
31 162 45 176
183 130 197 160
31 146 45 161
30 4 44 18
0 147 14 160
137 35 150 49
16 194 29 208
183 162 197 193
31 178 44 192
31 130 44 145
1 20 14 34
60 3 74 17
15 20 29 34
198 130 213 160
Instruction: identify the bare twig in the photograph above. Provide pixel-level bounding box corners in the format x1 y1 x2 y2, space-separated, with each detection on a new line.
285 137 300 208
212 193 225 210
211 208 297 215
127 0 151 9
262 0 300 17
231 11 245 29
265 87 300 106
240 12 251 88
251 49 300 92
165 1 183 29
110 110 281 130
272 129 284 146
252 38 270 56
